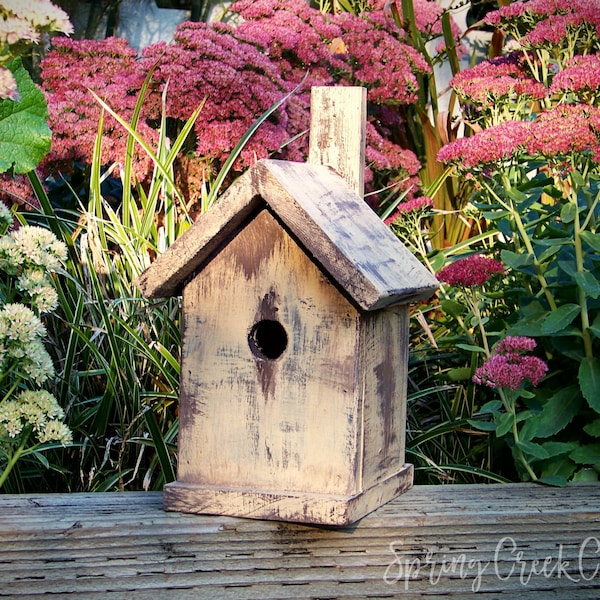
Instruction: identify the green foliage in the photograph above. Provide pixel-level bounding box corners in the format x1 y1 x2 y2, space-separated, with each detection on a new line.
414 0 600 484
0 60 51 174
18 68 308 492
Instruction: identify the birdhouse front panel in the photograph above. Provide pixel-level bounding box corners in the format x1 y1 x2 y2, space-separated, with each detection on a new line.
176 207 365 497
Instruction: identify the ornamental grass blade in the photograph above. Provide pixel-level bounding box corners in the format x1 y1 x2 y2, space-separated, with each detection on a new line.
144 409 176 484
89 89 184 203
204 72 308 211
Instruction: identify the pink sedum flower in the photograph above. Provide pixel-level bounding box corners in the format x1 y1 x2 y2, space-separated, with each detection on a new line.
384 196 433 225
493 336 538 354
450 53 546 112
473 336 548 390
525 105 600 163
550 55 600 102
437 120 531 171
437 254 505 287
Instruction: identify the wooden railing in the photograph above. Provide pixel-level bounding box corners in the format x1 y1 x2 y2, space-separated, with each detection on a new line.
2 482 599 598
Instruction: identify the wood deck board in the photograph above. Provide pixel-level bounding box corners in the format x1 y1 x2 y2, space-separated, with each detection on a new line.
1 483 599 598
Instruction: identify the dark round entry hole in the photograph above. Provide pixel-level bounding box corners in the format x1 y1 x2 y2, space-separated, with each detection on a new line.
248 319 288 360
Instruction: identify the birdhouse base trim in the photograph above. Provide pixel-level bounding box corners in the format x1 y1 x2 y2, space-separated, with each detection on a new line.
163 464 413 526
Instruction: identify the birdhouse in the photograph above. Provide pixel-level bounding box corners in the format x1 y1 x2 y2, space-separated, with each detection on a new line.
135 87 438 526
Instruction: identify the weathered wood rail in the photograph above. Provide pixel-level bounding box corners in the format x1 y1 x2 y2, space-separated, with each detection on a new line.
1 483 599 598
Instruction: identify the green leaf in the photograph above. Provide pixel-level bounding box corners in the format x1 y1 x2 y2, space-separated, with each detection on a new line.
541 304 580 335
572 468 598 482
583 419 600 437
558 259 577 277
441 299 465 317
575 272 600 299
542 184 563 198
506 187 526 202
571 169 586 187
456 343 486 353
541 441 578 458
501 249 534 270
537 475 568 487
534 386 581 438
570 443 600 465
591 313 600 339
580 231 600 252
579 358 600 412
537 245 561 262
518 440 550 460
467 418 497 432
144 409 176 484
560 201 577 223
0 59 51 173
495 412 513 437
478 400 503 415
446 367 472 381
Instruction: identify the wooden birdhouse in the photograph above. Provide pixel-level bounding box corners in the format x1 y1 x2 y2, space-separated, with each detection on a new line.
135 87 438 526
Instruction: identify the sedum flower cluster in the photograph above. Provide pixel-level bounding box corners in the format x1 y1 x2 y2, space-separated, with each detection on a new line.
0 0 72 100
437 0 600 175
25 0 463 211
473 336 548 391
0 389 71 444
437 254 505 287
0 208 71 486
0 218 67 313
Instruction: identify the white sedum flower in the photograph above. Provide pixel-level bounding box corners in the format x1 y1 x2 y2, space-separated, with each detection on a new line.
0 400 22 437
0 202 12 227
17 269 59 313
0 390 72 445
37 420 72 445
0 0 73 36
10 226 67 272
1 303 46 341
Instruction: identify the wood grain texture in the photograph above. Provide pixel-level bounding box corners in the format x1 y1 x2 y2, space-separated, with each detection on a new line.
177 208 362 497
163 465 413 526
134 161 438 309
308 86 366 196
1 484 599 598
171 208 413 524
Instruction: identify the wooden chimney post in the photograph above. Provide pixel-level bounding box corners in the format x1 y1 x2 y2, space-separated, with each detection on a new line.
135 87 438 526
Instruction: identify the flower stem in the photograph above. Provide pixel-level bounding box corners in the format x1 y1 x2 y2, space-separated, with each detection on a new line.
470 295 490 357
0 428 31 490
485 178 557 311
498 388 538 482
571 188 594 360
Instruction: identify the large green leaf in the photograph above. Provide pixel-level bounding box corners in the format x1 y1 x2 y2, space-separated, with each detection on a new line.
533 386 582 438
580 358 600 412
575 272 600 299
569 443 600 465
0 59 51 173
540 303 580 335
580 231 600 252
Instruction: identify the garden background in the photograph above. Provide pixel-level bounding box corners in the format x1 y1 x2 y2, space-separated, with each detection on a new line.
0 0 599 493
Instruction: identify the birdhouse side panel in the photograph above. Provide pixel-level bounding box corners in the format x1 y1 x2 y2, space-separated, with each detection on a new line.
359 305 409 489
176 208 363 496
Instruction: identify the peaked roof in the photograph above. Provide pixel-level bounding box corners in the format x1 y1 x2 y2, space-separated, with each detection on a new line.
135 159 438 311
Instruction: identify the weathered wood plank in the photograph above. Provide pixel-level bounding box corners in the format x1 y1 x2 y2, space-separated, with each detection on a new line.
248 160 439 310
308 86 366 197
136 158 439 309
1 484 599 598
